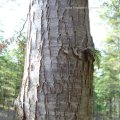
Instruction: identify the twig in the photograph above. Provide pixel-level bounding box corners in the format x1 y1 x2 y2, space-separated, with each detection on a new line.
17 13 29 40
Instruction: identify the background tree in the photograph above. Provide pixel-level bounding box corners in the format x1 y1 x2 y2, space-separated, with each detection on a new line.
0 36 25 110
93 0 120 119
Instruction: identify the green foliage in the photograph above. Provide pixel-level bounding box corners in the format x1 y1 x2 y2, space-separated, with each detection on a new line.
94 0 120 119
101 0 120 29
90 48 101 68
0 36 25 109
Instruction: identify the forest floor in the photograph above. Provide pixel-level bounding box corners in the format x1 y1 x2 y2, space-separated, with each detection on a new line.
0 109 17 120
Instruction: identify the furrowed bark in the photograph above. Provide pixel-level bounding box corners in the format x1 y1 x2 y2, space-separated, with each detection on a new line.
15 0 94 120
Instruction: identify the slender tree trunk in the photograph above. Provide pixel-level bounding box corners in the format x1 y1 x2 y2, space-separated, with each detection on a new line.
119 98 120 119
109 97 112 120
15 0 94 120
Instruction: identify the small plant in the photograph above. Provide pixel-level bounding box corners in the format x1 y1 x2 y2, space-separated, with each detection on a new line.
90 48 101 68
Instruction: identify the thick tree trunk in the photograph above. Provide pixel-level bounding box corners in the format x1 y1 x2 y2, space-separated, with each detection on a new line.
15 0 94 120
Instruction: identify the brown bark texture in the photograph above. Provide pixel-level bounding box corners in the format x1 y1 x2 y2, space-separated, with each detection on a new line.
15 0 94 120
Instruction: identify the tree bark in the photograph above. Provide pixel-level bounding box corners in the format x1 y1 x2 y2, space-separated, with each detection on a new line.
15 0 94 120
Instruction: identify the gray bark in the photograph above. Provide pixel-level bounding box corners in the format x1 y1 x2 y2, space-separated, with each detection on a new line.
15 0 94 120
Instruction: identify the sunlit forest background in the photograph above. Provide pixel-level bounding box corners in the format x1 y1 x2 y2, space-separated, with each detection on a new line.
0 0 120 120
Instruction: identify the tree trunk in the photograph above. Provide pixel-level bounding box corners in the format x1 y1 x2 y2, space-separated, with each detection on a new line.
15 0 94 120
119 98 120 119
109 97 113 120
